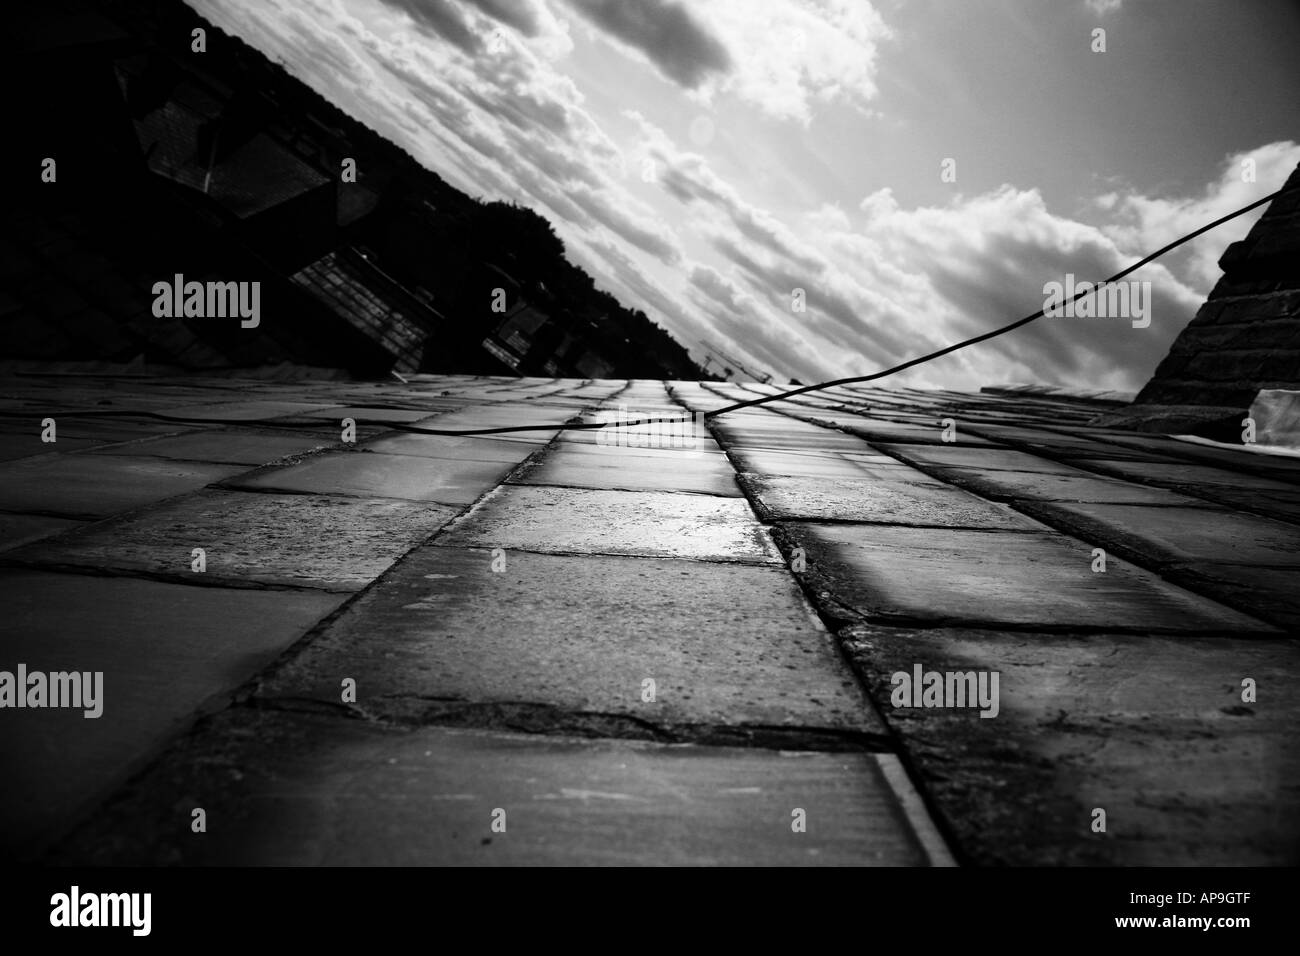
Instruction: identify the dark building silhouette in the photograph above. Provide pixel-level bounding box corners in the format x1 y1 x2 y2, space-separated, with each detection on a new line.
4 0 710 382
1112 162 1300 433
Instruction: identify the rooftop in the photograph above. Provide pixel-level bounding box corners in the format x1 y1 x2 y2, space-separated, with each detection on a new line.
2 370 1296 865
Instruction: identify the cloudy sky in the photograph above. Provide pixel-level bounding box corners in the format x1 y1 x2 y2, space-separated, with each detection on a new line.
189 0 1300 389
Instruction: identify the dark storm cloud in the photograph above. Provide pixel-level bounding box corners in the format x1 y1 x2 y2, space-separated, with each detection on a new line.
688 265 823 381
654 152 823 272
706 232 912 362
463 87 571 137
564 0 732 88
579 239 714 352
569 187 681 264
915 233 1186 384
379 0 480 53
459 0 544 36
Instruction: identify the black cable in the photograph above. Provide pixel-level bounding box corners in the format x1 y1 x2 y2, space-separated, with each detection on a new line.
4 183 1293 437
700 182 1294 420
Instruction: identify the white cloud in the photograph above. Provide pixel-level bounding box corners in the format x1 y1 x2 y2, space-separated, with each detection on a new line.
695 0 893 122
1085 0 1123 16
567 0 893 123
625 115 1292 391
1096 141 1300 293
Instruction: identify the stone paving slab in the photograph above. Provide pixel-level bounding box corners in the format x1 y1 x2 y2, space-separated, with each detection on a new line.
436 485 779 563
540 439 730 464
10 418 203 443
839 624 1300 865
361 432 540 464
8 489 457 591
1103 435 1300 485
0 454 247 519
414 407 568 445
1068 458 1300 494
1020 502 1300 569
8 369 1295 869
707 409 851 433
51 710 936 866
557 425 724 455
301 406 465 423
0 432 100 461
1188 486 1300 524
837 420 1001 446
227 451 517 506
257 547 878 733
782 523 1274 633
962 425 1186 461
710 425 880 454
875 444 1093 476
1067 424 1300 463
727 447 945 483
0 570 346 860
1172 564 1300 632
512 448 742 497
0 512 86 553
740 474 1042 530
90 429 334 465
516 396 608 410
166 400 342 421
551 402 712 446
701 405 840 424
930 467 1215 506
705 404 840 425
